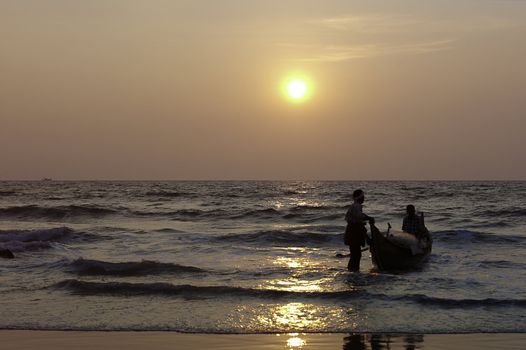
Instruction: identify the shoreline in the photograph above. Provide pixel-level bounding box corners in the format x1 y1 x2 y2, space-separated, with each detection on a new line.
1 328 525 334
1 331 525 350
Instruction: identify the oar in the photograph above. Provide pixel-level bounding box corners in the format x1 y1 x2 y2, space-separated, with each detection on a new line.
335 246 369 258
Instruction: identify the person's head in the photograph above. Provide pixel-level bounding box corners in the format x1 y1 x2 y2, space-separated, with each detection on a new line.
406 204 416 216
353 189 365 204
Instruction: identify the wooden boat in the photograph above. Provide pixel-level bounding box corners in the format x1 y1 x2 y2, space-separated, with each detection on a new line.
369 223 432 271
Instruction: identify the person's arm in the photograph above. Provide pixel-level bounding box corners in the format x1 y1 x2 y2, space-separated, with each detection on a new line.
402 217 408 232
345 208 352 223
419 212 426 229
418 213 429 237
364 213 373 221
361 211 374 223
349 204 374 223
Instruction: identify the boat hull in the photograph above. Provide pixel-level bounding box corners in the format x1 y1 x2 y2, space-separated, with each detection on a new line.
369 224 431 271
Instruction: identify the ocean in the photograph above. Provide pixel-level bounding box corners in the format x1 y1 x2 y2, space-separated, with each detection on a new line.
0 181 525 333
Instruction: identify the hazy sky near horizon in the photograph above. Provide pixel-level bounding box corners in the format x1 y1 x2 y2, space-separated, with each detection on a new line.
1 0 526 180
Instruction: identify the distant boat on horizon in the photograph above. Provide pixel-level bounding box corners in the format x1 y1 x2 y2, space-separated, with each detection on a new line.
41 178 53 181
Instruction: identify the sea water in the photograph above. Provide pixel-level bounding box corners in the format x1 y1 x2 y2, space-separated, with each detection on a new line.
0 181 525 333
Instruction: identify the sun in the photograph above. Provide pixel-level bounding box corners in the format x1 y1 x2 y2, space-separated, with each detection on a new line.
287 80 307 100
282 74 312 103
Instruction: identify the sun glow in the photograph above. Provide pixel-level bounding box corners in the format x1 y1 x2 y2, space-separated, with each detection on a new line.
287 80 307 99
282 74 313 103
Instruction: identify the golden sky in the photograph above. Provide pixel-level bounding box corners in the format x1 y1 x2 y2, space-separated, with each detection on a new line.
1 0 525 180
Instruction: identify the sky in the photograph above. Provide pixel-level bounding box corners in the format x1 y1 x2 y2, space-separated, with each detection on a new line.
1 0 525 180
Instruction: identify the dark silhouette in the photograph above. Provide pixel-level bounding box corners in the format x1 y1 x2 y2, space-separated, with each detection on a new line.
342 333 424 350
343 334 367 350
344 189 374 271
370 221 433 271
369 204 432 271
0 248 15 259
402 204 425 238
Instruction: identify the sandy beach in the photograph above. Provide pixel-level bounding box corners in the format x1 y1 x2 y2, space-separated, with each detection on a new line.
1 331 525 350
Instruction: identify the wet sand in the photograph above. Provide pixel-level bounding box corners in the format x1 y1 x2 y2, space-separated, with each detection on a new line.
1 331 525 350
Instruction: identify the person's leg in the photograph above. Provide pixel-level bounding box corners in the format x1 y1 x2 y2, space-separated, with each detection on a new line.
353 245 362 271
347 245 353 270
348 244 362 271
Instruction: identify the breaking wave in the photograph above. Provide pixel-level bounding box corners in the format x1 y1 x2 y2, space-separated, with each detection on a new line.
0 241 53 253
52 279 361 299
479 208 526 218
131 208 227 220
229 208 281 219
433 230 526 245
132 206 343 222
0 205 117 220
215 230 342 246
393 294 526 309
0 227 94 252
0 227 76 243
145 191 191 198
66 258 205 276
476 260 526 269
0 201 348 223
0 190 17 196
51 280 526 309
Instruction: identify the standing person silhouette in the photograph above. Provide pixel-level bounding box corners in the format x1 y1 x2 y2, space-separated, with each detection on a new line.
344 189 374 271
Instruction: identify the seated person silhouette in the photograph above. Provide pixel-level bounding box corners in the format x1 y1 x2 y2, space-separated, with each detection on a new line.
402 205 427 238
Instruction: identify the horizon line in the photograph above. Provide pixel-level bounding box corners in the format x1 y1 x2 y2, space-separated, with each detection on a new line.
1 179 525 182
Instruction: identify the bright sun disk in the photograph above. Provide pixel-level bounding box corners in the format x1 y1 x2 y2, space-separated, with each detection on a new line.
281 74 313 103
287 80 307 99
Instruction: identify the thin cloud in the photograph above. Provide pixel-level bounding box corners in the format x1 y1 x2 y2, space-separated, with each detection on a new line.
314 13 522 34
281 12 522 63
314 14 423 33
287 39 454 63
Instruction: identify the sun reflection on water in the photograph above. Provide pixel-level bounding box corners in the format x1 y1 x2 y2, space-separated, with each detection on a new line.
275 256 303 269
267 256 326 292
286 333 306 348
258 302 325 332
